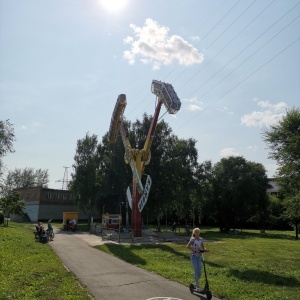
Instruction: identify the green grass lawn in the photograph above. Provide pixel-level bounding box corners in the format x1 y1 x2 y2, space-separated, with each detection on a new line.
0 222 91 300
1 223 299 300
97 227 300 300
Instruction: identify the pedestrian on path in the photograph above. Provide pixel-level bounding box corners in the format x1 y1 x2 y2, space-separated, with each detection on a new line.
186 227 208 292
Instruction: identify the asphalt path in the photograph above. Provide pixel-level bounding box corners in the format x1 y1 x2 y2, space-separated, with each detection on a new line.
49 229 221 300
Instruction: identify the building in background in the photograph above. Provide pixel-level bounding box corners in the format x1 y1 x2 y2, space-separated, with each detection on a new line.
267 178 280 196
13 187 100 222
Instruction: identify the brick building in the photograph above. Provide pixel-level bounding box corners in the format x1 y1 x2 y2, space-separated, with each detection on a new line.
14 187 98 222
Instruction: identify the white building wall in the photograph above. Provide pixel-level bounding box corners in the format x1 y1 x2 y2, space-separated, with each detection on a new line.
23 203 40 222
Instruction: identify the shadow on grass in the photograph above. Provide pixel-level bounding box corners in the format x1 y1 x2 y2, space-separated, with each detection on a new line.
148 243 191 259
228 269 299 287
99 243 226 267
203 230 295 241
98 243 193 266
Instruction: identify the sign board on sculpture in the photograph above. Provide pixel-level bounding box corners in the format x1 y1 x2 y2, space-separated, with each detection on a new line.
126 186 132 209
138 175 152 212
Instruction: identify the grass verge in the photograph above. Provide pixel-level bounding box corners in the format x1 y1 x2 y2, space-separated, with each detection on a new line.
0 222 91 300
96 228 300 300
1 223 299 300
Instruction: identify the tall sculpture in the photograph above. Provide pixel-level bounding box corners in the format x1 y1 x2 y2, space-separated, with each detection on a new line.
108 80 181 237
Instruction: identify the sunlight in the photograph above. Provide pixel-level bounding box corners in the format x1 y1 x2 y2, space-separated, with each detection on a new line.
99 0 128 12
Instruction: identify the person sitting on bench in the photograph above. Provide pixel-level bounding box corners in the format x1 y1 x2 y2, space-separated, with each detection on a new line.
66 219 70 230
47 220 53 242
35 222 44 236
71 218 77 232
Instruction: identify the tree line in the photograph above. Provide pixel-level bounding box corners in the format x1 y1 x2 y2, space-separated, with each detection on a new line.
69 109 299 238
1 108 299 238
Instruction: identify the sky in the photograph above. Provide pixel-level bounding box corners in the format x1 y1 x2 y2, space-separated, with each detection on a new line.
1 0 299 189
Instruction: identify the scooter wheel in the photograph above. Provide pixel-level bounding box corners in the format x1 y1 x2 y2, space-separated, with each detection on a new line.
189 283 195 294
206 290 212 300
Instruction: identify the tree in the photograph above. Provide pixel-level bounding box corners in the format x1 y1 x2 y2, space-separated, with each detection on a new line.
87 114 200 230
2 167 49 196
282 192 300 239
263 107 300 238
194 160 214 225
0 120 15 181
0 191 25 226
129 115 199 230
211 156 269 232
69 133 103 223
98 130 132 216
262 107 300 194
267 194 284 227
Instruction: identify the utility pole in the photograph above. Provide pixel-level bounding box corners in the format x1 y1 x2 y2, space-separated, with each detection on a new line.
56 166 70 190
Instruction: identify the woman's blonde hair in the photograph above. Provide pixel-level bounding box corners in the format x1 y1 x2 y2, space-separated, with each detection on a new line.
192 227 200 237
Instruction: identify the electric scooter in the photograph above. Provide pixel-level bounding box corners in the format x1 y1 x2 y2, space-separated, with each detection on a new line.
189 250 212 300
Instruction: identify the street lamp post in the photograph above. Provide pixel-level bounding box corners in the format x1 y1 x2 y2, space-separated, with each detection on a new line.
193 206 195 228
164 208 168 241
119 202 124 244
146 207 149 227
126 199 129 230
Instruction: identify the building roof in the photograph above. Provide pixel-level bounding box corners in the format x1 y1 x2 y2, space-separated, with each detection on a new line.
267 178 280 194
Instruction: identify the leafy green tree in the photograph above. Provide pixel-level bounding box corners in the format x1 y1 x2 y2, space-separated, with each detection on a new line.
211 156 269 232
0 191 25 226
0 120 15 182
282 192 300 239
194 160 214 225
168 137 200 227
264 194 284 229
263 107 300 194
69 133 103 223
94 119 133 217
246 161 270 232
263 107 300 238
131 115 175 229
94 114 200 230
129 114 199 229
2 167 49 196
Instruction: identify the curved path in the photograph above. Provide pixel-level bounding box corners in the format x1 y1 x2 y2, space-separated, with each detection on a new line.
49 229 221 300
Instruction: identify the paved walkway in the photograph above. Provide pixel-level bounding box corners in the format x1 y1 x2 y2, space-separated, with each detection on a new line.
49 228 221 300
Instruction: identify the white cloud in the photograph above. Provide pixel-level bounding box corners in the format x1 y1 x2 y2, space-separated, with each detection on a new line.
185 97 201 103
124 36 133 44
245 145 258 151
241 100 288 127
184 97 204 112
123 18 204 69
251 97 259 102
191 36 200 41
219 106 234 115
257 100 288 112
186 104 202 111
220 147 240 158
20 121 43 133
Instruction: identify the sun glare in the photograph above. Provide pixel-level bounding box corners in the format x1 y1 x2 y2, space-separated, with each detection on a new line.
99 0 128 12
